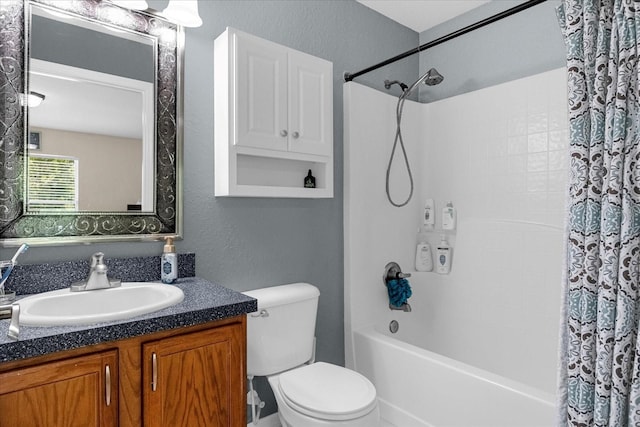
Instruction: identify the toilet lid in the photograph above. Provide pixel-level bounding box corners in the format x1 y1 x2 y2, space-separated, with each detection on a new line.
278 362 377 421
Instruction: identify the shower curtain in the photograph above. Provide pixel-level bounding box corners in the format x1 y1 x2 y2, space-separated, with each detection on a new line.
557 0 640 425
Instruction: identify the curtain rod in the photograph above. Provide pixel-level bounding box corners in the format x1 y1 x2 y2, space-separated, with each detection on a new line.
343 0 548 82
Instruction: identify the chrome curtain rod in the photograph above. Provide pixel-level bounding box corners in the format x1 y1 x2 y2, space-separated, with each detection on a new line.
343 0 548 82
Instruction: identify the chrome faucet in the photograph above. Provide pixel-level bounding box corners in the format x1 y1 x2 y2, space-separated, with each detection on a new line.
70 252 121 292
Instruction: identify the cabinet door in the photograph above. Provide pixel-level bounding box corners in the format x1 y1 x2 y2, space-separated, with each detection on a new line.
288 50 333 156
143 323 245 427
0 350 118 427
235 31 288 152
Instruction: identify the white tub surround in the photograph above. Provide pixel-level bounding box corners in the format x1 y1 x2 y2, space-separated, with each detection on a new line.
344 68 568 424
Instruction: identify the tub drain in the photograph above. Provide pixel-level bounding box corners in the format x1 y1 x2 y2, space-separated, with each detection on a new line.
389 320 399 334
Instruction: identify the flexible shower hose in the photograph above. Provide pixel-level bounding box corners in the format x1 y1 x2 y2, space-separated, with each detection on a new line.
386 90 414 207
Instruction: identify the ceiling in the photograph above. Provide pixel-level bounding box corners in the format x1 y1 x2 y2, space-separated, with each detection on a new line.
30 72 144 140
356 0 491 33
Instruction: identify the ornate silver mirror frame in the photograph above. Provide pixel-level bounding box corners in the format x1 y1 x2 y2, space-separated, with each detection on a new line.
0 0 183 246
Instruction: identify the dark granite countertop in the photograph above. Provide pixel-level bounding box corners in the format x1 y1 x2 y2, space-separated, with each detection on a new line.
0 277 257 364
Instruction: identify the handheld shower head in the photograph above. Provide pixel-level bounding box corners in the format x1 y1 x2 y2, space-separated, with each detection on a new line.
385 67 445 208
401 67 444 99
423 68 444 86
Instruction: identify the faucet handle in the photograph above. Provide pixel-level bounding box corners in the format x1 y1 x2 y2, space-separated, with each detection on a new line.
383 261 411 284
91 252 105 267
90 253 109 275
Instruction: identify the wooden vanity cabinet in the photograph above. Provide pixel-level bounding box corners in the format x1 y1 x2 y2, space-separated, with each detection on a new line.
0 316 246 427
143 324 245 427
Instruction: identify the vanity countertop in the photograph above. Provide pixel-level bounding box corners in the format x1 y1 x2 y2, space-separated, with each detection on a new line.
0 277 257 363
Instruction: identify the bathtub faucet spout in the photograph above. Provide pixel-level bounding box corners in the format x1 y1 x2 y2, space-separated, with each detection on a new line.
389 302 411 312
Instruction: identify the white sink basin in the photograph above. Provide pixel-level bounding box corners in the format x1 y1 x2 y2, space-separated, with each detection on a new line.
18 282 184 326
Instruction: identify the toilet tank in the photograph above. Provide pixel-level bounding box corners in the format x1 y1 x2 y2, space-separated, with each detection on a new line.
243 283 320 377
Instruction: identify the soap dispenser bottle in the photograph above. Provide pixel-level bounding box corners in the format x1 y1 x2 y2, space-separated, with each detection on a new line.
436 234 452 275
161 237 177 284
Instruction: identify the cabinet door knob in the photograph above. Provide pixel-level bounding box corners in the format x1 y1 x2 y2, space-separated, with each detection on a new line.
292 131 299 139
280 130 288 137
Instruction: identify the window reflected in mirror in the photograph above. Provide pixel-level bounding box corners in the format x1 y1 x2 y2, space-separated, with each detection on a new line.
27 155 78 211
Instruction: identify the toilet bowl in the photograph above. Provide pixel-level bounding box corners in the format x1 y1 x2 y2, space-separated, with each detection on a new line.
268 362 379 427
243 283 381 427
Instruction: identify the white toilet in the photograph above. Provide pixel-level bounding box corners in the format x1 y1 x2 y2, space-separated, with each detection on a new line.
243 283 380 427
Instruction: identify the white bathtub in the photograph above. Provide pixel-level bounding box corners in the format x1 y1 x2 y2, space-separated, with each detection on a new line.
353 324 556 427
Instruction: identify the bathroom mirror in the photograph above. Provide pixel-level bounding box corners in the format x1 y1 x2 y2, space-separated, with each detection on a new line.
0 0 183 246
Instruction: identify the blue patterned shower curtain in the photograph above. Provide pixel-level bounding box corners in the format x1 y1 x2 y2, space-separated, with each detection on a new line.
558 0 640 425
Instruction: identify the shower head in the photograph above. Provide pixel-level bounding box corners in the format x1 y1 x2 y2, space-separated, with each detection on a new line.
422 68 444 86
401 67 444 99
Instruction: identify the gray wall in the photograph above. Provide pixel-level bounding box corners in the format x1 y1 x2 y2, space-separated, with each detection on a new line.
31 14 154 82
3 0 419 419
419 0 565 102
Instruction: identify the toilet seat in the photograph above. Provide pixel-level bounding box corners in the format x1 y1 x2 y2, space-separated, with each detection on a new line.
277 362 377 421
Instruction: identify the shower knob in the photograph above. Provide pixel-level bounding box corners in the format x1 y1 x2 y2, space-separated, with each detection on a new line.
280 130 288 137
292 132 299 139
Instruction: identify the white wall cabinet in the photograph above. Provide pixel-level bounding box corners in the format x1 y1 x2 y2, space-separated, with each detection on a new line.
214 27 333 198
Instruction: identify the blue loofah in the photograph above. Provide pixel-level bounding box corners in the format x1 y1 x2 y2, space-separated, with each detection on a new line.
386 278 412 307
